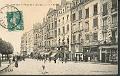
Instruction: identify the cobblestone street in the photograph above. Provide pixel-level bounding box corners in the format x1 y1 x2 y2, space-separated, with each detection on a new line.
0 58 118 75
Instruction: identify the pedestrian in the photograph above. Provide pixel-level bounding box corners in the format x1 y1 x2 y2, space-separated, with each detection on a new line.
62 58 63 63
42 64 45 74
54 58 56 63
12 56 15 62
15 58 18 68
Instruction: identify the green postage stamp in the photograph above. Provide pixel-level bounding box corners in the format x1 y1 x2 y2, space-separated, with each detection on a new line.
0 5 24 31
7 11 24 31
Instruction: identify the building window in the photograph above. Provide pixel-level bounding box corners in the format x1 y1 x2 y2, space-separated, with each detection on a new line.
55 30 57 37
58 28 60 35
49 24 50 29
79 10 82 19
111 0 117 10
63 17 64 24
55 21 57 27
67 24 69 32
103 3 108 16
63 26 65 34
67 37 69 44
85 8 89 18
73 35 76 43
93 17 98 28
85 34 89 40
111 30 117 43
93 3 98 15
67 15 69 20
52 23 53 29
93 33 98 41
103 17 107 28
63 9 65 13
58 19 60 24
72 13 76 21
112 14 117 24
85 21 89 32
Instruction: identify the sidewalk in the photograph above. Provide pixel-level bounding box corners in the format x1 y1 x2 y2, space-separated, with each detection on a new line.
0 61 10 72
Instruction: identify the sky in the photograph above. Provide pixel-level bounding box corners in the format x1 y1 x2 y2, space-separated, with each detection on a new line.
0 0 63 54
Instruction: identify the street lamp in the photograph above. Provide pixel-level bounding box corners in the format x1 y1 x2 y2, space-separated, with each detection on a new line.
0 54 2 67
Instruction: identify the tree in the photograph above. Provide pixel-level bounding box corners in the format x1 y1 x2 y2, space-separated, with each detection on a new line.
0 38 14 60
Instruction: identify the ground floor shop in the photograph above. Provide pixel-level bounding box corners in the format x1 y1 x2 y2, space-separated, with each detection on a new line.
99 45 118 64
83 46 99 62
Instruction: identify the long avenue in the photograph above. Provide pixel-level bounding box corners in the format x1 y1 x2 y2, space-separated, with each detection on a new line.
0 58 118 75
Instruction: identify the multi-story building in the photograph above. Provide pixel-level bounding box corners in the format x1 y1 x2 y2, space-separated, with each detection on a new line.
56 0 72 60
26 30 34 55
21 33 27 56
71 0 85 61
20 29 34 56
33 23 41 52
70 0 118 63
41 18 47 52
46 8 58 53
99 0 118 63
21 0 118 63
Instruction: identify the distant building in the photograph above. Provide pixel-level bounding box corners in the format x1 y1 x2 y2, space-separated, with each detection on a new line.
46 8 58 52
20 29 34 56
21 0 118 63
33 23 41 52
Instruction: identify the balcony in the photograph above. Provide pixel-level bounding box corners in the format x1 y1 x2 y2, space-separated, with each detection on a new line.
72 28 80 33
101 26 107 33
75 40 80 44
111 8 117 13
90 40 99 46
110 23 117 31
111 38 117 44
71 40 81 45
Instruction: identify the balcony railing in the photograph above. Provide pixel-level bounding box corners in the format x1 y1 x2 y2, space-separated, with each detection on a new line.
111 8 117 13
72 28 80 33
111 23 117 30
90 40 99 45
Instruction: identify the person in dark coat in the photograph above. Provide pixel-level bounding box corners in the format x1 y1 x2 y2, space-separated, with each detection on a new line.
13 56 15 62
15 58 18 68
54 58 56 63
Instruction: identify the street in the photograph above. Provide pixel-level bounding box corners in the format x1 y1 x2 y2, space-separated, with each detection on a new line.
0 58 118 75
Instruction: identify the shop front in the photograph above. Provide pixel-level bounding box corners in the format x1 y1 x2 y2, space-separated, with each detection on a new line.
75 52 83 61
90 46 99 62
99 45 118 64
83 46 90 62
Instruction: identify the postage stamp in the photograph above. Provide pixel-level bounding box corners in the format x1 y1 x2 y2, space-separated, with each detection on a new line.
0 5 24 31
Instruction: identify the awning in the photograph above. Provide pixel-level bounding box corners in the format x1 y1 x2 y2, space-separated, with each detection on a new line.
50 53 57 57
99 45 118 49
44 51 52 55
84 52 98 57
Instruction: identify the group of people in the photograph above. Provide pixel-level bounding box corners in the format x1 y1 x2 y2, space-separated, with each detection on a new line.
9 55 26 68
